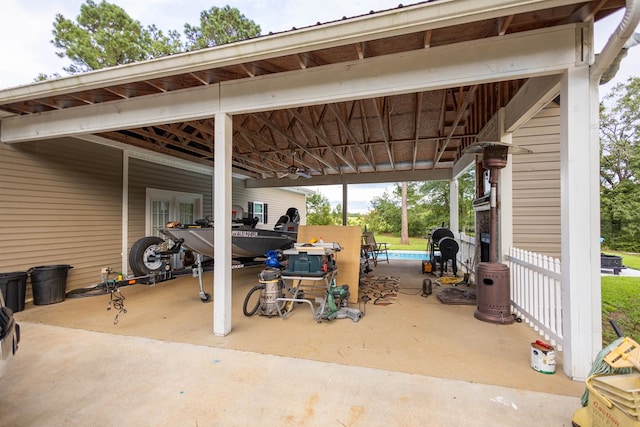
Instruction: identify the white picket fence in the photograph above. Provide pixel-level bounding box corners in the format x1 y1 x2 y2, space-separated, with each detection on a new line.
507 247 563 350
451 236 563 349
454 232 476 273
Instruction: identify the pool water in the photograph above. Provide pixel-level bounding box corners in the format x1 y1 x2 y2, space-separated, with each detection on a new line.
386 250 430 260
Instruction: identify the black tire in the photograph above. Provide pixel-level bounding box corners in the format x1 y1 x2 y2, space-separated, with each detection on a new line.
242 284 265 317
129 236 165 276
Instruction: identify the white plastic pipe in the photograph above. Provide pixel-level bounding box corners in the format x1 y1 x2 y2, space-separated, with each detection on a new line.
591 0 640 84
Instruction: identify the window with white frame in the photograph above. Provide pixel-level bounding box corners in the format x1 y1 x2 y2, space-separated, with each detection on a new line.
248 201 268 225
146 188 203 237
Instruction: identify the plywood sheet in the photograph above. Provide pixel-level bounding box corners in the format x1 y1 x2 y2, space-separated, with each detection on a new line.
296 225 361 303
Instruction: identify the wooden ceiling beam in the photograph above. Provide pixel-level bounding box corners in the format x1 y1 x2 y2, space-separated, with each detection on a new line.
189 72 210 85
299 106 357 171
564 0 608 23
498 15 514 36
328 103 375 170
370 98 394 170
145 80 168 93
423 30 432 48
251 112 332 171
413 92 424 170
103 87 130 99
434 85 478 166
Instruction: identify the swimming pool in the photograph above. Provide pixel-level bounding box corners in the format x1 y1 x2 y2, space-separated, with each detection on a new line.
386 250 429 260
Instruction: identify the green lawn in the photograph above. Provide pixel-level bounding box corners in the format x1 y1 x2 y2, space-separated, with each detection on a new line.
602 276 640 345
374 234 429 252
376 232 477 252
593 250 640 346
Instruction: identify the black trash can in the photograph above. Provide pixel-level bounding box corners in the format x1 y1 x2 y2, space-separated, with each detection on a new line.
29 265 73 305
0 271 28 312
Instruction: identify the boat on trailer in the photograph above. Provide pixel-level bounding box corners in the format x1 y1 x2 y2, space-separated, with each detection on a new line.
160 225 297 259
128 207 300 276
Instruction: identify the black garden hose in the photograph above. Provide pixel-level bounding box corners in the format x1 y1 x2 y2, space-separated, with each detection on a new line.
242 284 265 316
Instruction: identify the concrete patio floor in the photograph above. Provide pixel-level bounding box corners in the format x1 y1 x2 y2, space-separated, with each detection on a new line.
1 259 585 426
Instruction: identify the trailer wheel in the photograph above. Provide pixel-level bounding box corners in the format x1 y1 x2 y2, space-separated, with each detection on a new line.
129 236 165 276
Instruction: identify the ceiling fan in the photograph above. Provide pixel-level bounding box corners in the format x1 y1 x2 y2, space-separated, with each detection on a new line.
276 151 312 180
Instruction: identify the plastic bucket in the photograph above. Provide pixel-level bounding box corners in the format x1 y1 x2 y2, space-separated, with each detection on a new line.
29 265 73 305
0 271 28 312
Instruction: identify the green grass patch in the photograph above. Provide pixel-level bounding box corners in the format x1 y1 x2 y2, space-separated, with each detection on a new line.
373 234 428 252
601 276 640 346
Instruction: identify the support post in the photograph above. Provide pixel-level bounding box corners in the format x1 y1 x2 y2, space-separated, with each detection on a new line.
560 67 602 380
213 113 233 336
449 178 459 234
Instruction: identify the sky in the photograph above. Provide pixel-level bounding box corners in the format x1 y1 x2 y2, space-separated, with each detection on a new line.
1 1 639 213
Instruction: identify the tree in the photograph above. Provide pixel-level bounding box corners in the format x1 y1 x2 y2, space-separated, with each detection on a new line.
306 192 335 225
367 190 401 233
600 77 640 251
457 169 476 234
183 6 261 51
331 203 343 226
51 0 182 74
417 179 450 230
48 1 260 76
400 182 409 244
366 182 428 236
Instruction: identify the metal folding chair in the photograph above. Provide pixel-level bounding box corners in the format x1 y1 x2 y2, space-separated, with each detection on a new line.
361 232 389 266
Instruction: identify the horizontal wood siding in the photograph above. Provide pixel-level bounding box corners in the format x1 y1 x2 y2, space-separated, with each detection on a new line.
0 138 123 296
511 105 561 258
1 140 308 296
127 158 213 249
127 162 304 274
232 181 307 228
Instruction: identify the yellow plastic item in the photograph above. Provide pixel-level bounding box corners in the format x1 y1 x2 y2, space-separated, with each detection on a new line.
605 337 640 372
437 276 463 285
573 375 640 427
308 237 318 243
592 374 640 417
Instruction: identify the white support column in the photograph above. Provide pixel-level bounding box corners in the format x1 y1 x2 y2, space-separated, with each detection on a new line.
449 179 459 233
121 150 129 275
213 113 233 336
560 67 602 380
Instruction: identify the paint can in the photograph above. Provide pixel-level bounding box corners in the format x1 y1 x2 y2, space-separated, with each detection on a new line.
531 341 556 374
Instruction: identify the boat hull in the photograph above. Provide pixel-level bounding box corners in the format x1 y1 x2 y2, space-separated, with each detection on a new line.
160 227 296 259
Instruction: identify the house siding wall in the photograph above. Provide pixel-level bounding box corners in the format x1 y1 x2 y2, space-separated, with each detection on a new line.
127 160 306 239
0 138 123 295
127 158 214 249
232 180 307 228
1 140 307 298
511 104 561 258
